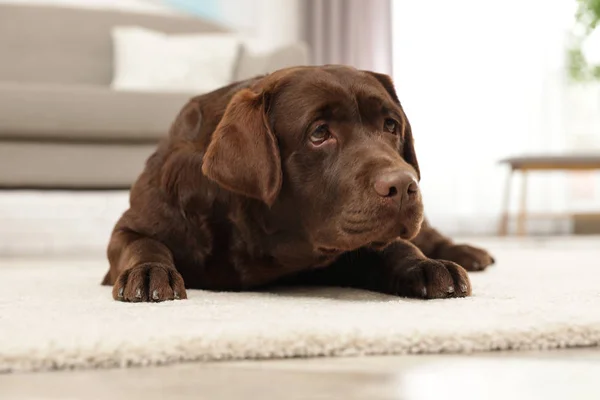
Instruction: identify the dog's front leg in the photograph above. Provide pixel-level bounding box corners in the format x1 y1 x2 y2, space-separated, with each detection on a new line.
367 240 472 298
306 240 472 299
411 219 495 272
103 229 187 302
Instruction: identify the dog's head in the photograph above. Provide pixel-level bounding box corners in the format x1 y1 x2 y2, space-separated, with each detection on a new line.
202 66 423 252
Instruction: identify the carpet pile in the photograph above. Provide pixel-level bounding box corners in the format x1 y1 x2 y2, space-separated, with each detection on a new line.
1 242 599 372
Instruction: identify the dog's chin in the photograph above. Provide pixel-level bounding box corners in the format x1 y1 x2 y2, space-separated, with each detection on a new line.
397 215 424 241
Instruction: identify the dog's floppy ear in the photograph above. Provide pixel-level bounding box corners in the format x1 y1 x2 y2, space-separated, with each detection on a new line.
201 88 282 206
366 71 420 180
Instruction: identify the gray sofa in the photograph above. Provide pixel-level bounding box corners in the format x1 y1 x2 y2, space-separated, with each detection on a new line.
0 4 307 189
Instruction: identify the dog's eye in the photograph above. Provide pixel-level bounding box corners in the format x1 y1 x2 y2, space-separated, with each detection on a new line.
310 124 331 145
384 118 398 133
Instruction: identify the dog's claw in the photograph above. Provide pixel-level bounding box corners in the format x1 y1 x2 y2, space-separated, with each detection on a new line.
421 287 427 297
447 286 455 294
112 264 187 302
174 291 180 299
460 283 468 293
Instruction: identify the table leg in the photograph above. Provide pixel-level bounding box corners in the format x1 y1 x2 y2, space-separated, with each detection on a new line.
516 170 528 236
498 168 513 236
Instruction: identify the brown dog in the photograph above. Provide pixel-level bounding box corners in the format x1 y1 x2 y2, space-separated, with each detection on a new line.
102 65 494 302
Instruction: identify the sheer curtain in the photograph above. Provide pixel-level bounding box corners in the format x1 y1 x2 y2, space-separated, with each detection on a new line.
301 0 392 73
392 0 577 235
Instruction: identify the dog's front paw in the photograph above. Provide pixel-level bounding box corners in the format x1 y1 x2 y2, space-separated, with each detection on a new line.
391 259 472 299
438 244 495 272
112 263 187 302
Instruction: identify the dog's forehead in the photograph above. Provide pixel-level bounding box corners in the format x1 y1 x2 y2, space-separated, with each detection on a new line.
271 66 390 107
293 67 381 92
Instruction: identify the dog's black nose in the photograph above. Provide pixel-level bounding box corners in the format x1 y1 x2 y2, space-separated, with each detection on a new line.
374 170 419 201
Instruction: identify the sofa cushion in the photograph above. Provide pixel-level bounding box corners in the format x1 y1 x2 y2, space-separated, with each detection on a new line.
0 141 155 189
0 82 192 142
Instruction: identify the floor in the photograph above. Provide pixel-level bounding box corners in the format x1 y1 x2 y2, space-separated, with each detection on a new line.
1 348 599 399
2 237 599 399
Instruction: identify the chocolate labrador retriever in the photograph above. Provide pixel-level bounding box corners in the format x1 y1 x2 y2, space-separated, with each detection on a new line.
102 65 494 302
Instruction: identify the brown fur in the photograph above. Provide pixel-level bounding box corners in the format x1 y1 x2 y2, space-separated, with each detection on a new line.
102 65 494 302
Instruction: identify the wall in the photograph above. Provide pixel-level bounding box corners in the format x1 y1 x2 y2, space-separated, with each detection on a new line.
0 0 179 14
0 0 302 51
213 0 302 51
391 0 599 235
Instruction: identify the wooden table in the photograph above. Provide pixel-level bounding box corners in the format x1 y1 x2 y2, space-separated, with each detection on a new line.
499 154 600 235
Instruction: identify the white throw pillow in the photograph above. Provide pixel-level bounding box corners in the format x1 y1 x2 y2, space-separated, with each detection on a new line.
111 26 241 93
234 42 309 81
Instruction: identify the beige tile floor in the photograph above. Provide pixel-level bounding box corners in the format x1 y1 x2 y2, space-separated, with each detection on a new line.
1 348 600 400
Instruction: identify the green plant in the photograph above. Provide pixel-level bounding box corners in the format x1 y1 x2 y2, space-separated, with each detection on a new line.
569 0 600 81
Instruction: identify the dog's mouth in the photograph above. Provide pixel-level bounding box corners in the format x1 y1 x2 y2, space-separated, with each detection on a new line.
368 241 393 250
341 216 408 240
314 223 401 255
339 222 378 236
316 246 343 255
317 240 393 254
313 205 422 254
337 202 424 243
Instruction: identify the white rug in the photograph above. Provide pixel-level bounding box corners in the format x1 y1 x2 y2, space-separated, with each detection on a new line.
1 239 599 373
